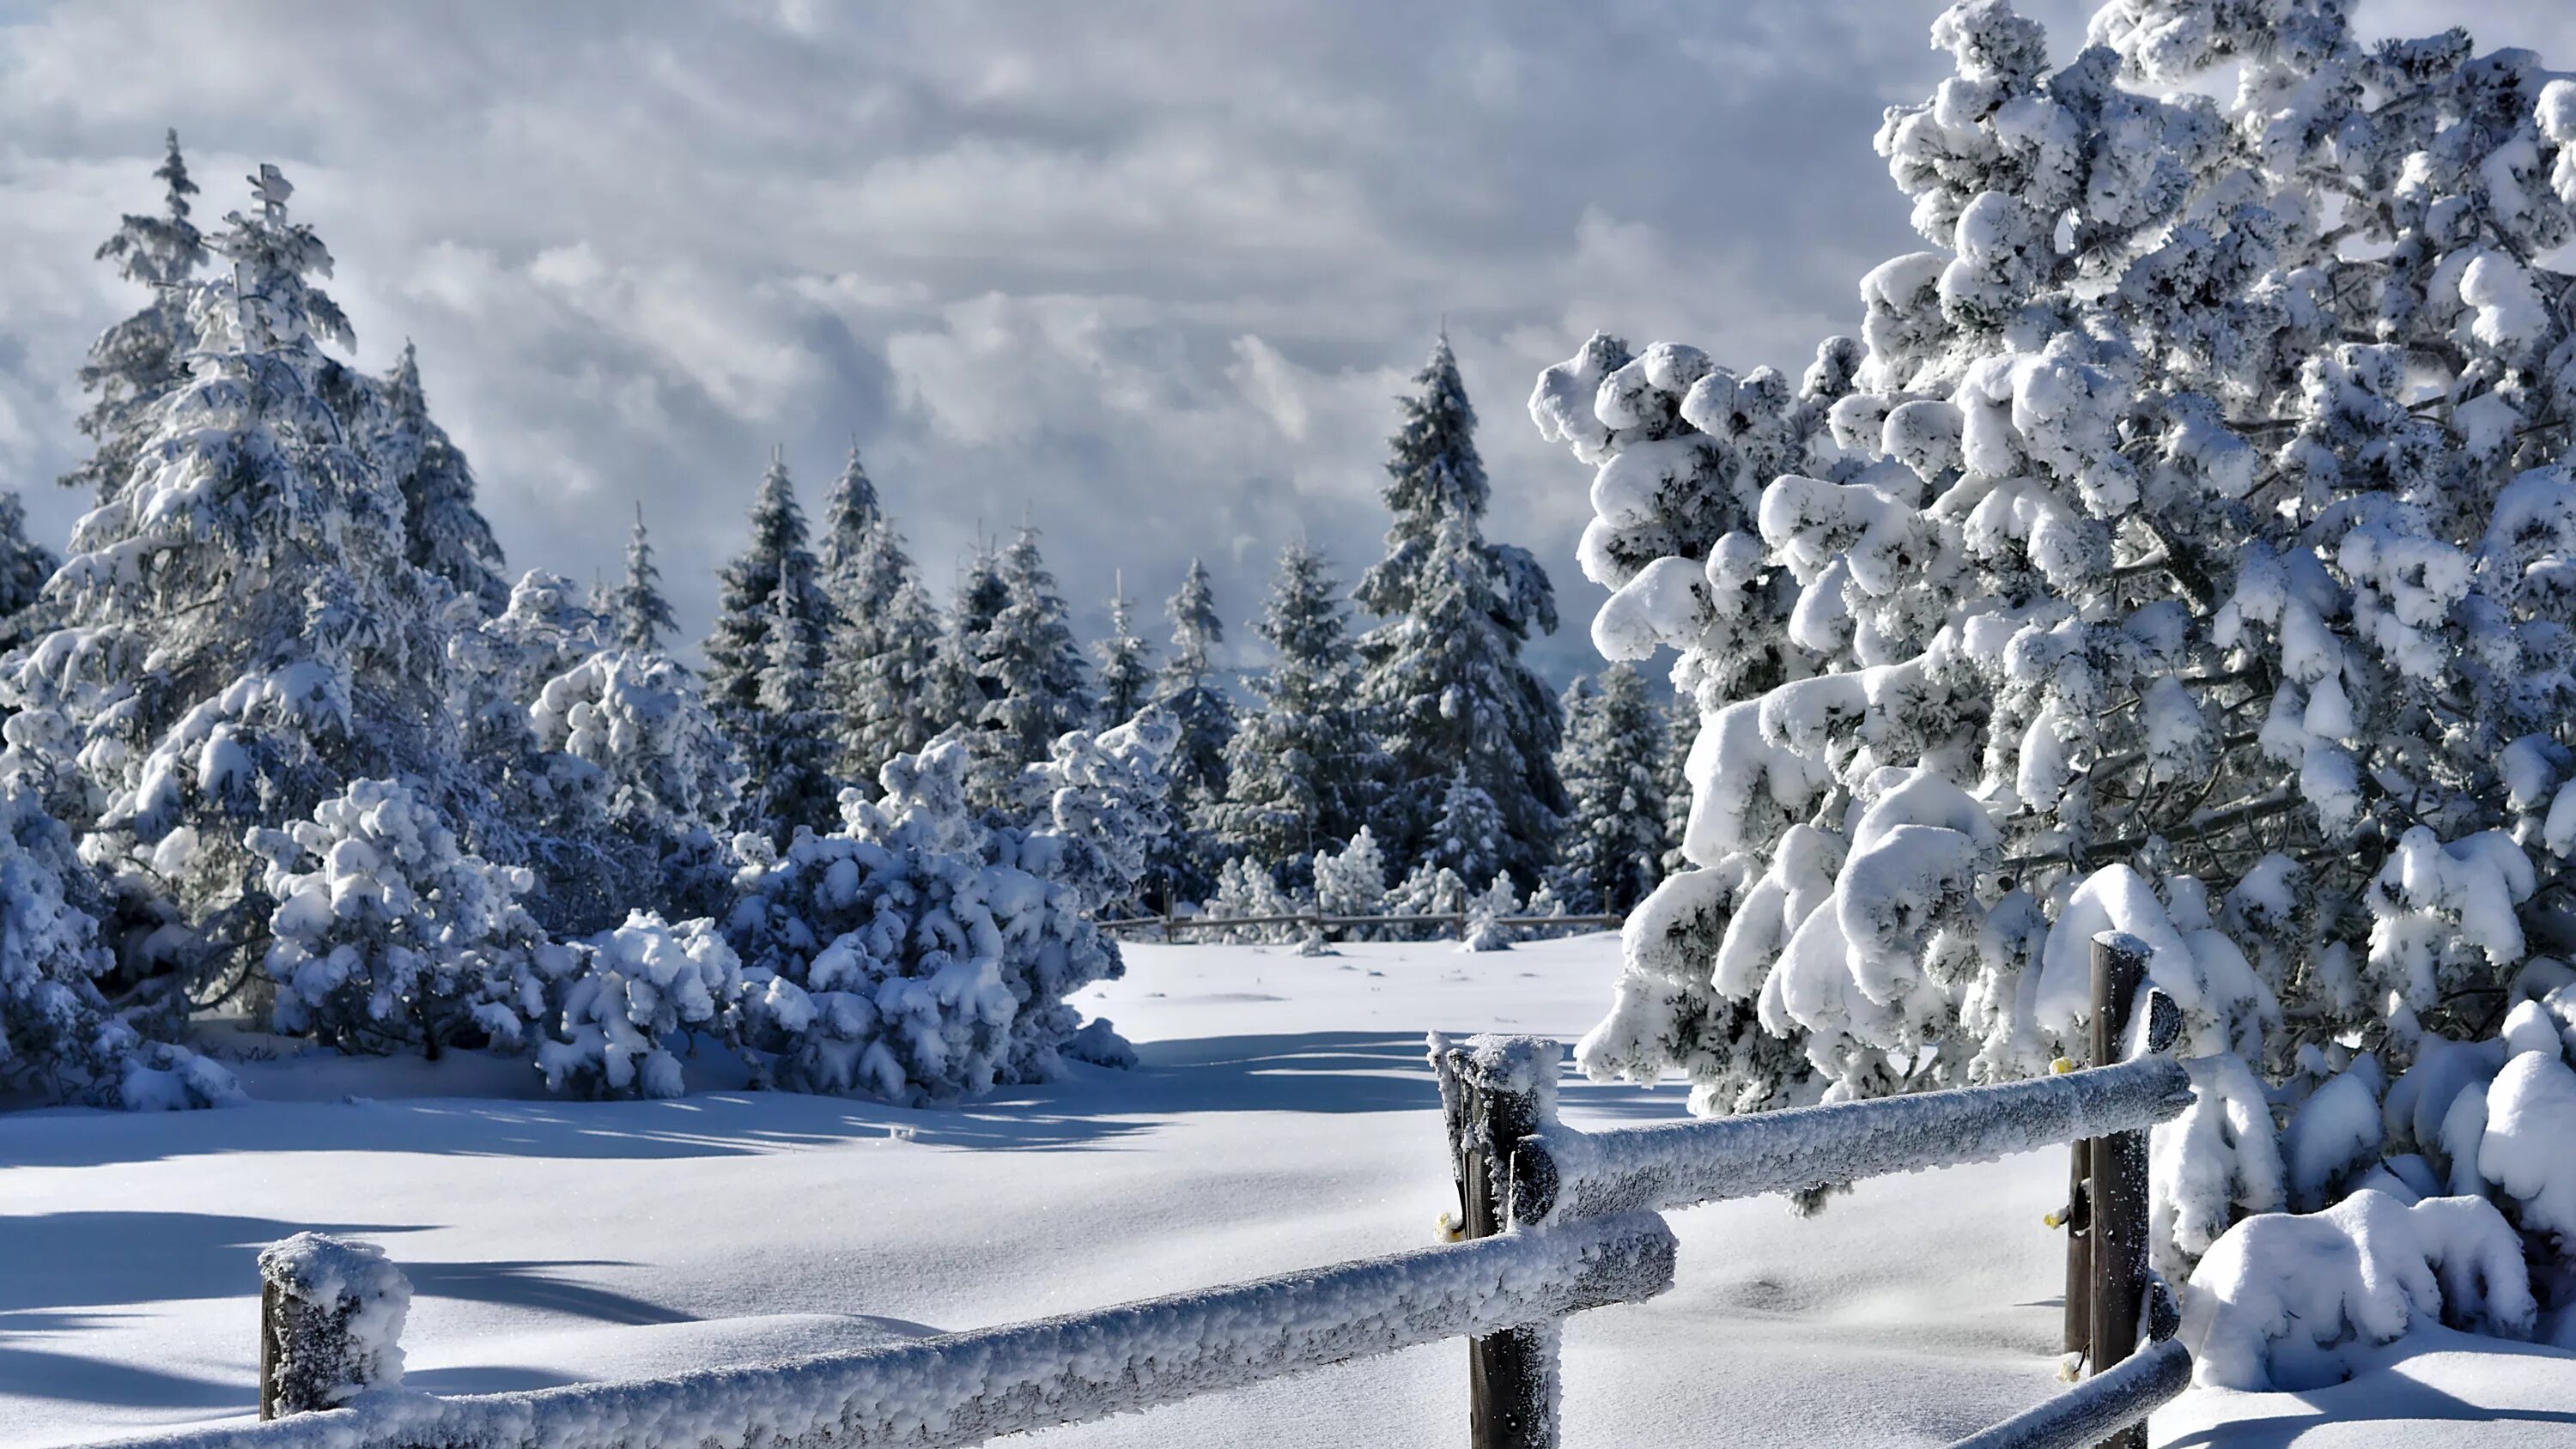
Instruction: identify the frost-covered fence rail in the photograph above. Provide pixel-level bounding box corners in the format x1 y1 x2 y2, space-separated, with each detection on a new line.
1095 910 1625 940
1434 935 2196 1449
104 1216 1677 1449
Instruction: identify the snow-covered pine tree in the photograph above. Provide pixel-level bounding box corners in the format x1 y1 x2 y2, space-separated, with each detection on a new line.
6 164 451 979
1529 0 2576 1294
609 503 679 653
749 559 841 842
1091 576 1157 727
965 527 1091 809
1551 661 1672 915
1159 557 1235 815
923 544 1007 744
61 130 205 506
1425 766 1507 885
374 342 509 615
1314 825 1392 936
702 452 832 828
817 450 942 787
1356 336 1566 883
1209 541 1378 886
1145 557 1235 905
817 440 881 576
0 492 60 652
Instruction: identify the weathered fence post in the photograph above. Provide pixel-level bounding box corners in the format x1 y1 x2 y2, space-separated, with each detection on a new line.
1432 1034 1564 1449
258 1233 411 1420
2085 932 2151 1449
2062 1133 2091 1366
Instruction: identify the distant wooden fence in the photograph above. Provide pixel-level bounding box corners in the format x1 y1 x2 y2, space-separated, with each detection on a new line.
100 937 2194 1449
1096 909 1625 942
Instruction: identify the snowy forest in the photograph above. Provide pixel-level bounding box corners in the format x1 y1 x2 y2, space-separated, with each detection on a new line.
14 0 2576 1440
0 137 1683 1113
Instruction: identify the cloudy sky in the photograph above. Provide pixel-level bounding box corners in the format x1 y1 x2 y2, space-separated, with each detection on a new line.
3 0 2567 686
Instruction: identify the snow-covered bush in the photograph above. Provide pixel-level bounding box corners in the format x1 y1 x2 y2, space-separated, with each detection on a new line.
1200 857 1305 944
251 777 547 1057
528 912 739 1100
0 783 236 1109
1530 0 2576 1360
1315 827 1393 940
2184 1190 2534 1390
1461 872 1522 953
1388 858 1470 943
726 718 1170 1104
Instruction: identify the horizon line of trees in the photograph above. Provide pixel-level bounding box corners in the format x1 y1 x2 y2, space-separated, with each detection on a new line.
0 136 1679 1111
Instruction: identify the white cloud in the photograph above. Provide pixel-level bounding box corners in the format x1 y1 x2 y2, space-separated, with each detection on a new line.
0 0 2563 684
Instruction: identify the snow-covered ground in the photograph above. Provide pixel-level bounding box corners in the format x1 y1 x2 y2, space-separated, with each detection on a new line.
3 935 2568 1446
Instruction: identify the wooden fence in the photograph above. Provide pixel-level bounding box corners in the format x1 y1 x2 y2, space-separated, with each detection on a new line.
1096 909 1625 942
99 937 2193 1449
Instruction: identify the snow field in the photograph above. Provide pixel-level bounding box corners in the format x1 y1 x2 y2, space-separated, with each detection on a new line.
9 937 2573 1446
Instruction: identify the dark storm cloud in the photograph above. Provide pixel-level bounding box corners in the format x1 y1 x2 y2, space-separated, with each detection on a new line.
1 0 2567 684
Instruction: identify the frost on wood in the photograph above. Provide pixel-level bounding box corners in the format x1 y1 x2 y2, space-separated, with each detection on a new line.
1517 1053 2190 1222
1943 1337 2190 1449
259 1233 410 1417
131 1213 1674 1449
2182 1190 2535 1391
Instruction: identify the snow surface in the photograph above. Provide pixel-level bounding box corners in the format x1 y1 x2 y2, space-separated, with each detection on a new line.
7 936 2571 1446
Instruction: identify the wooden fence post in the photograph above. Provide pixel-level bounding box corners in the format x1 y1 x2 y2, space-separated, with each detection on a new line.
1433 1034 1564 1449
2085 932 2151 1449
2063 1134 2091 1365
258 1234 410 1420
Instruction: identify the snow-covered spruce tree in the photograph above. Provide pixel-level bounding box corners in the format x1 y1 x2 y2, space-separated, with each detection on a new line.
61 130 205 506
1425 766 1508 886
251 776 547 1058
1150 558 1234 900
1091 578 1157 727
749 560 841 842
1209 541 1380 889
726 715 1172 1102
1357 336 1565 883
0 492 60 652
608 504 679 654
0 783 238 1109
471 570 739 932
964 527 1091 811
702 453 835 837
1530 0 2576 1279
923 545 1008 752
817 450 942 786
1552 661 1674 915
5 165 451 980
374 343 508 615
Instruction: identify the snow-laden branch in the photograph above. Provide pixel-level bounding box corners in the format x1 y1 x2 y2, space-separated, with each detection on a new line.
1515 1054 2191 1222
1938 1338 2190 1449
93 1213 1677 1449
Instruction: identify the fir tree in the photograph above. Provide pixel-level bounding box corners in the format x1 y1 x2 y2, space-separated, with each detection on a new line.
1160 558 1234 811
0 492 60 652
814 443 945 788
1526 0 2576 1307
374 342 509 614
1091 576 1156 727
1550 661 1671 915
749 560 841 842
817 439 881 575
1425 767 1507 885
702 450 831 822
1208 541 1377 885
1152 557 1235 895
5 164 450 970
63 130 206 506
924 546 1007 740
969 527 1091 807
609 503 678 653
1354 335 1564 883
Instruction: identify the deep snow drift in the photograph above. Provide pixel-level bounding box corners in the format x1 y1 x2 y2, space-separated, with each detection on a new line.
3 936 2568 1446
